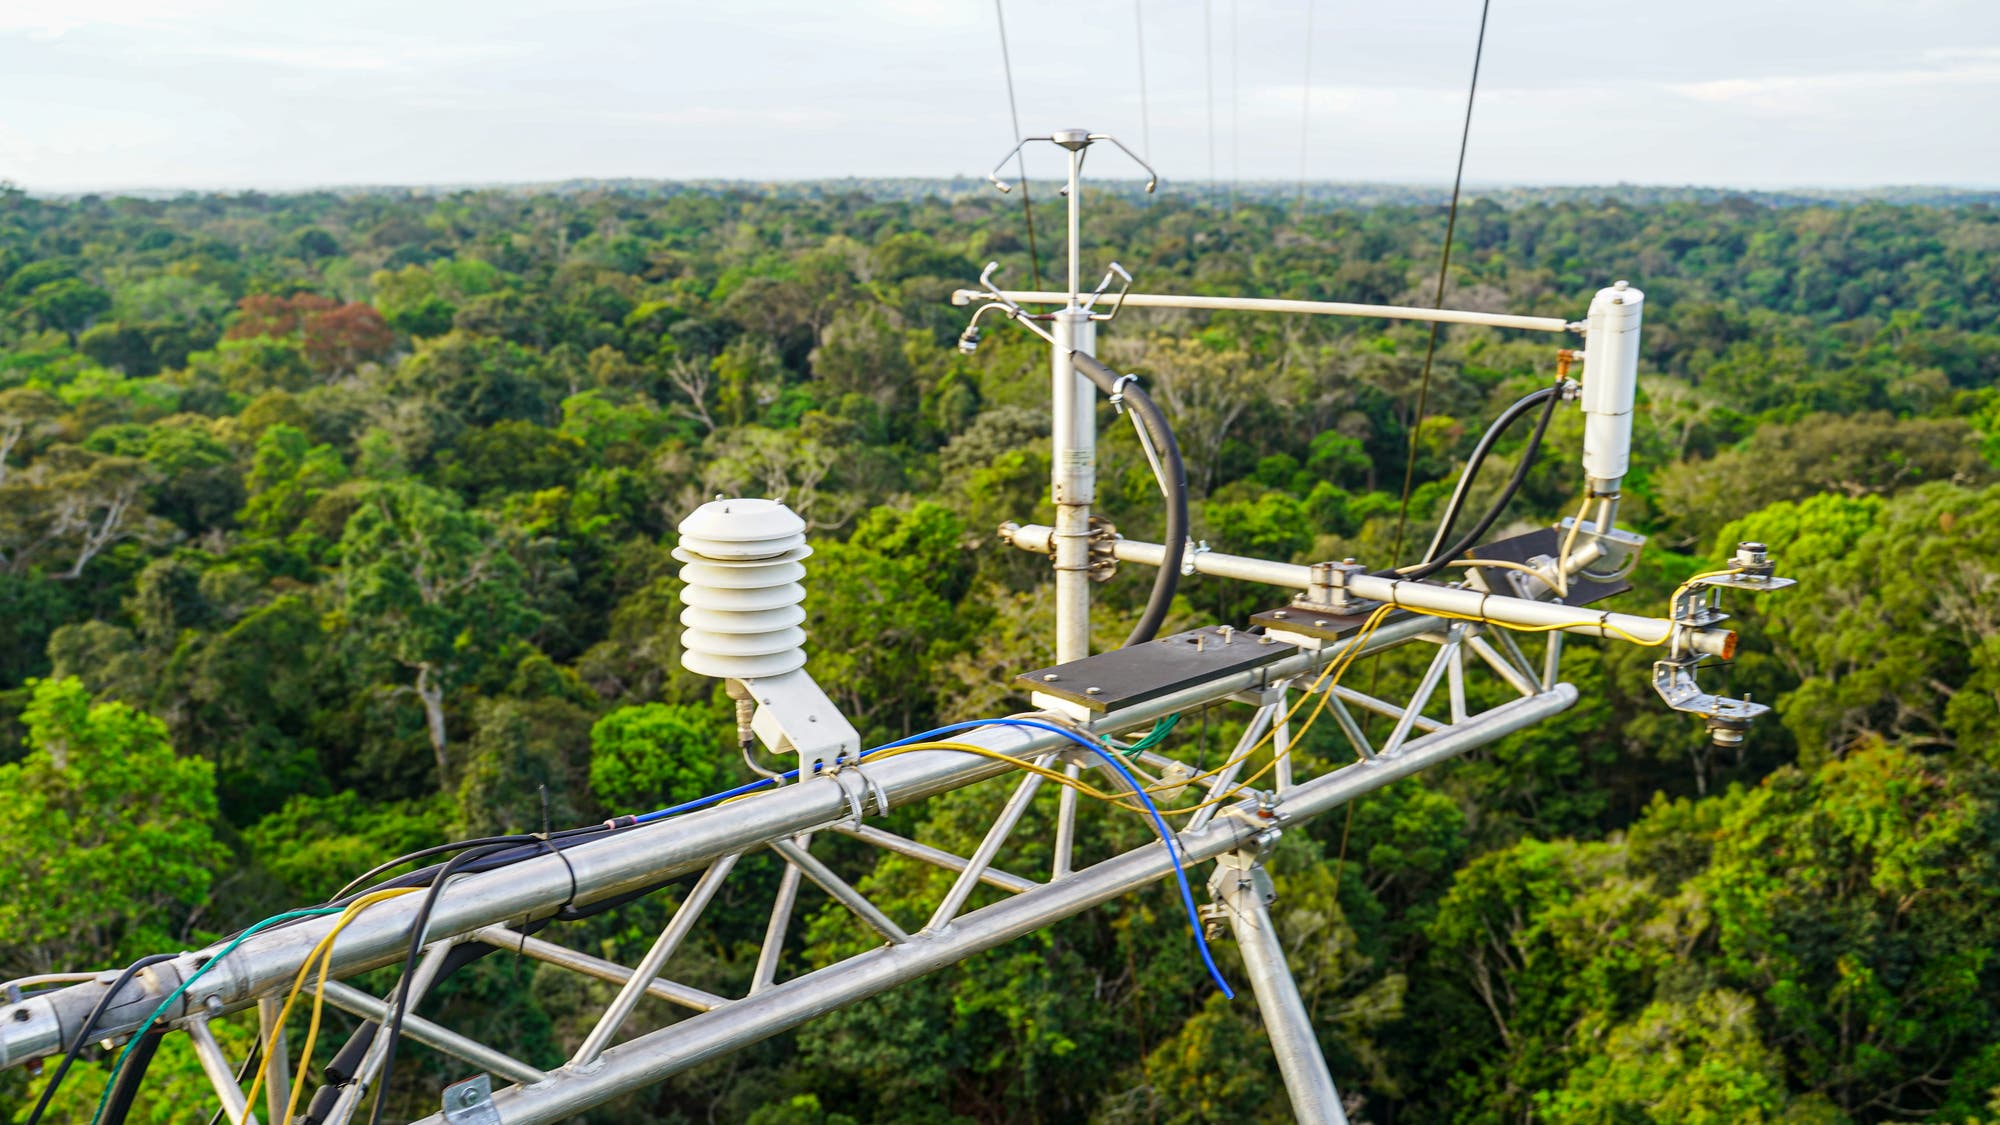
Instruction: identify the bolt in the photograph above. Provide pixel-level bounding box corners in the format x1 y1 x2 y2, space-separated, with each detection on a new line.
1272 610 1289 620
1085 686 1102 696
458 1087 485 1107
1043 673 1059 682
1314 620 1329 628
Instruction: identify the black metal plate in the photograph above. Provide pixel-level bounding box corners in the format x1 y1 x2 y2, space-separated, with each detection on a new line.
1462 527 1630 606
1247 603 1413 642
1016 625 1297 713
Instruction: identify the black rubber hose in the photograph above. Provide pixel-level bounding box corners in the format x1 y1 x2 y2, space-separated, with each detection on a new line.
1420 384 1560 565
1071 351 1188 646
99 1025 165 1125
1399 380 1562 583
23 953 178 1125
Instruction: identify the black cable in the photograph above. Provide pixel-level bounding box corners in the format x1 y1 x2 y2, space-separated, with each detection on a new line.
1071 351 1188 645
1387 0 1495 570
23 954 177 1125
295 940 507 1120
992 0 1043 290
1396 376 1560 583
1419 384 1560 565
329 821 620 904
99 1023 164 1125
367 841 518 1125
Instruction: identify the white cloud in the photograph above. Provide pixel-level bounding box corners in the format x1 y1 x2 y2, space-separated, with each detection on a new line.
1668 54 2000 112
194 40 529 72
609 105 847 128
0 0 229 37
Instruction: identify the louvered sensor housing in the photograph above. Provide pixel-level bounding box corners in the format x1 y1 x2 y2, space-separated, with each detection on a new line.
676 498 859 775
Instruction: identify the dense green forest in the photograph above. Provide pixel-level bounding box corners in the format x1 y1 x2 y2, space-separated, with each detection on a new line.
2 179 1998 1123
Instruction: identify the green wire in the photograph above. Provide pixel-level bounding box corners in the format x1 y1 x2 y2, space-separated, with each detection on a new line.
1115 712 1181 757
89 906 345 1125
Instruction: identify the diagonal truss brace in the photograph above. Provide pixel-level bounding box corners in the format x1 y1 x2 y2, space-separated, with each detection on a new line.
405 686 1574 1124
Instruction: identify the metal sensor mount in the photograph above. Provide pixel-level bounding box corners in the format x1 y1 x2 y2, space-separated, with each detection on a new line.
1651 541 1796 747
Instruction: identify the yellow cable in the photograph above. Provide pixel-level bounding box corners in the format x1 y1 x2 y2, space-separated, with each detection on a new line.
1555 491 1593 597
862 741 1122 802
1148 605 1392 815
1668 568 1743 612
886 607 1398 822
241 888 418 1122
866 565 1734 830
284 901 394 1125
1404 603 1665 647
1123 604 1397 799
1435 558 1554 581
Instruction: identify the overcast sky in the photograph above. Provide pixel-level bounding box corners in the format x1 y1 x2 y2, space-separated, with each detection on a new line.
1 0 1995 192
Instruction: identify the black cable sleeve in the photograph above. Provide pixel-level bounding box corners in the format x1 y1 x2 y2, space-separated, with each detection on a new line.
324 1023 378 1086
301 1084 343 1125
1421 384 1559 564
1398 378 1562 583
1070 351 1188 645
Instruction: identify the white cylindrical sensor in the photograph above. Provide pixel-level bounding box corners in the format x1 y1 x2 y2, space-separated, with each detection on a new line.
1579 281 1644 493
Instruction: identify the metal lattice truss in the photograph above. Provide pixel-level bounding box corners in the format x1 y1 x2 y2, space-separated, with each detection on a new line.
0 614 1581 1125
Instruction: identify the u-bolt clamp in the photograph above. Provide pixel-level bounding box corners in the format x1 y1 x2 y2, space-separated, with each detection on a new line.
826 761 888 825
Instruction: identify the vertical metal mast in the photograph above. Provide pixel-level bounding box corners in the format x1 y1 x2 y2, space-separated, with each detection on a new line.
974 128 1154 669
1050 129 1097 667
1213 851 1351 1123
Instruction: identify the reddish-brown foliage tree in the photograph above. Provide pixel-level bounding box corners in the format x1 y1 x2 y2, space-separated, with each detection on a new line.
224 294 394 375
302 302 394 375
224 293 339 342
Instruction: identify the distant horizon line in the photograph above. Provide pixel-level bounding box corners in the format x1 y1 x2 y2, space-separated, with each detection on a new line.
10 176 2000 203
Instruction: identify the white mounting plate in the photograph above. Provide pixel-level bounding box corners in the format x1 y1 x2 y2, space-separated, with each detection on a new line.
743 667 861 776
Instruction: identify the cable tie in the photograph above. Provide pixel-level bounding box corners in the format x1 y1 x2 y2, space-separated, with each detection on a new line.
1109 373 1139 414
533 837 579 918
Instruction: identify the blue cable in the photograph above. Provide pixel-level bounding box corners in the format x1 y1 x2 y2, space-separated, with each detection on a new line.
634 715 1234 997
878 717 1234 998
82 716 1225 1125
88 906 346 1125
632 772 794 823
